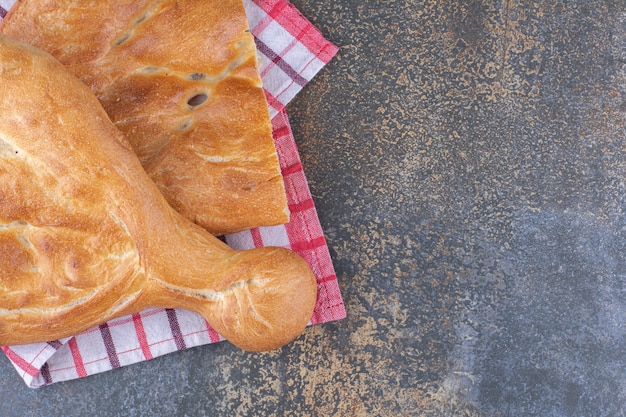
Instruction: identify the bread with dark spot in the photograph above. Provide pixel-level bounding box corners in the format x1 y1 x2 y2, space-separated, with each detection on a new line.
1 0 289 235
0 34 317 351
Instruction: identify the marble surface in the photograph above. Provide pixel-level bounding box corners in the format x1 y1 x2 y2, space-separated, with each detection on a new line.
2 1 626 416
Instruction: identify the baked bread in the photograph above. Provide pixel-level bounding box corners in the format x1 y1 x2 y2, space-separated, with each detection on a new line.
0 0 289 235
0 34 317 351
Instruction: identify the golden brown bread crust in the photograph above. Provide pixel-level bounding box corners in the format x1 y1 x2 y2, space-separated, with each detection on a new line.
1 0 289 235
0 34 316 351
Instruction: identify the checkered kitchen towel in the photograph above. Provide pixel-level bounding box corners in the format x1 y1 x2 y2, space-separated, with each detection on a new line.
0 0 345 388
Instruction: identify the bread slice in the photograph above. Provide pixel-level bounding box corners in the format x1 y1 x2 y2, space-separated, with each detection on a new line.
0 34 316 351
1 0 289 235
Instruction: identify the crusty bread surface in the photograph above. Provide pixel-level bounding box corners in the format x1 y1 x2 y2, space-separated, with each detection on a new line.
1 0 289 235
0 34 317 351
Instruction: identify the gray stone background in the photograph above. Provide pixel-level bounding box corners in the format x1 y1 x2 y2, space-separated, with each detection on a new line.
1 1 625 416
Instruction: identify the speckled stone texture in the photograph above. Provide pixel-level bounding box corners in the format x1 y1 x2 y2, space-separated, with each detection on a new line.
1 1 626 416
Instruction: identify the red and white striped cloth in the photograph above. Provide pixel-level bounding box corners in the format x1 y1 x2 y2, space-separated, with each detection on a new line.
0 0 345 388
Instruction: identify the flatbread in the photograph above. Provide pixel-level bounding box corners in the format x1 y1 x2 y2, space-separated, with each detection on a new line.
1 0 289 235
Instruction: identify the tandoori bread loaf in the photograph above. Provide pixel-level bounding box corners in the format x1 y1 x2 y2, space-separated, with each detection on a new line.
0 34 317 351
1 0 289 235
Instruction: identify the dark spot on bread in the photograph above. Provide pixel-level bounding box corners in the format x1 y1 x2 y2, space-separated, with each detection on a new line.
113 33 130 46
178 119 193 131
134 13 148 25
187 93 208 107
